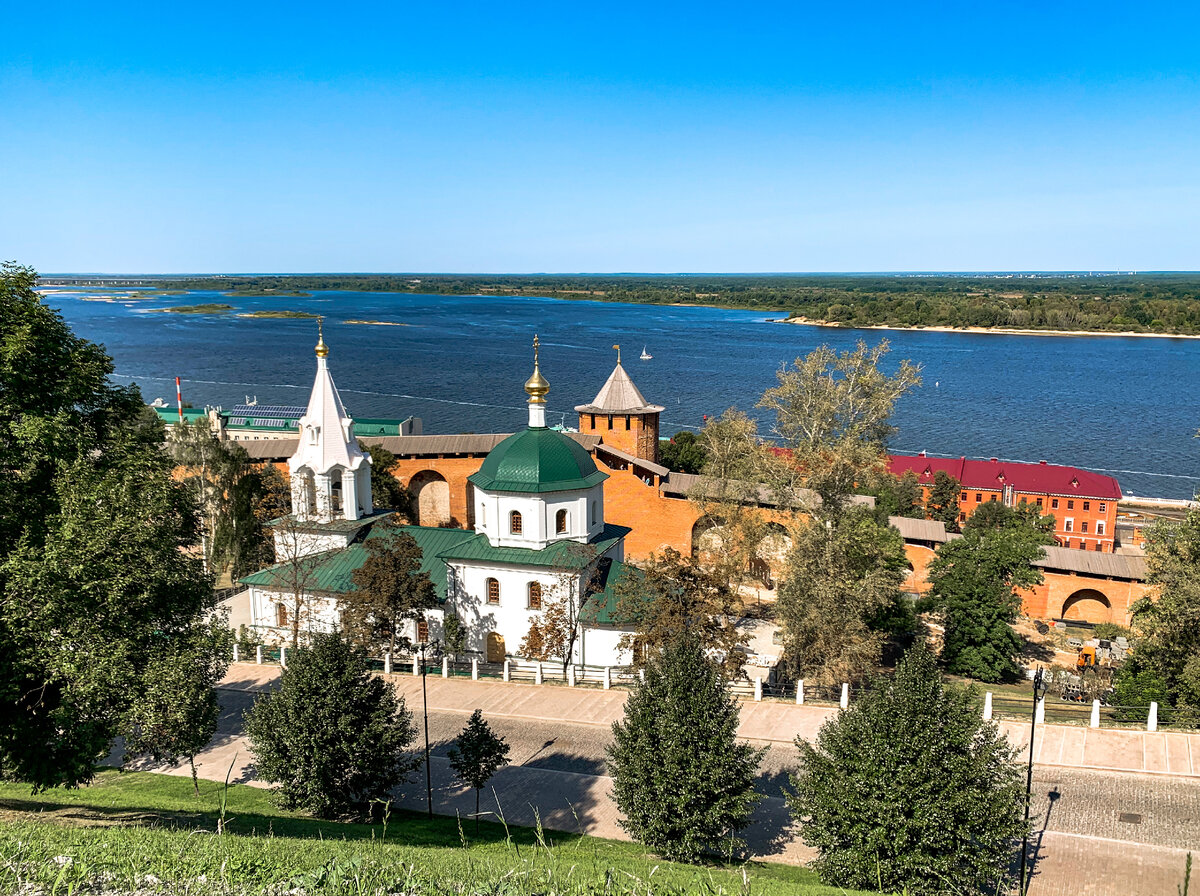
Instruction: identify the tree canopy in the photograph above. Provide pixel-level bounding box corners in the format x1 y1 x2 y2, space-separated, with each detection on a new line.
343 525 438 656
1 263 222 789
447 709 511 832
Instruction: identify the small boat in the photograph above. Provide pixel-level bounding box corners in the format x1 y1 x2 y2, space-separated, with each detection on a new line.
640 345 652 360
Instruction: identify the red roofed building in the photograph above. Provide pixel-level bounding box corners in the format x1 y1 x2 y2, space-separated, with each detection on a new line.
888 453 1121 553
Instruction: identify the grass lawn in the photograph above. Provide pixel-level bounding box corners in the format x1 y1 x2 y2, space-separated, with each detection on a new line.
0 770 871 895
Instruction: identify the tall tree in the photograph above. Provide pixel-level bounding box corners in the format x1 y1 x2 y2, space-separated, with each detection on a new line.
789 644 1026 895
607 635 764 862
361 442 416 519
447 709 511 832
245 632 419 817
757 339 921 518
775 507 910 685
926 470 962 532
658 429 706 474
1118 507 1200 723
613 548 749 678
1 263 220 790
343 526 438 657
866 470 925 521
924 501 1054 682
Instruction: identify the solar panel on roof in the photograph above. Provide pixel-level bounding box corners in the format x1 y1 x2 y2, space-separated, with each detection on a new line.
230 405 307 419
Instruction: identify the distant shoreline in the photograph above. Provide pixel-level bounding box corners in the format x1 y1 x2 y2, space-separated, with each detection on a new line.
774 316 1200 340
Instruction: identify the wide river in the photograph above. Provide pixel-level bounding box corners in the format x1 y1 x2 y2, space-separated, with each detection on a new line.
48 287 1200 500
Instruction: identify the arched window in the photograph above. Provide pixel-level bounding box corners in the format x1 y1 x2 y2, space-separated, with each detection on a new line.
556 509 568 534
528 581 542 610
510 510 523 534
486 578 500 605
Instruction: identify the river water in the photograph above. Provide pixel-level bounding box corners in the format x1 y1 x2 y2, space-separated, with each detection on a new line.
46 287 1200 499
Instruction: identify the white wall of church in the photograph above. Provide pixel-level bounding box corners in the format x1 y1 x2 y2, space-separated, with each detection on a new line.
476 485 605 549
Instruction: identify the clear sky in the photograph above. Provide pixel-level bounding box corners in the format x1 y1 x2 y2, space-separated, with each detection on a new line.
3 1 1199 273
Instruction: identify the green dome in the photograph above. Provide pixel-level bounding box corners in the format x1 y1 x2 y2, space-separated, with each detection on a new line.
469 427 608 494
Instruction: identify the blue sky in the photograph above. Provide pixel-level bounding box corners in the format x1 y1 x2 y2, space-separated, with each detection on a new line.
3 2 1199 272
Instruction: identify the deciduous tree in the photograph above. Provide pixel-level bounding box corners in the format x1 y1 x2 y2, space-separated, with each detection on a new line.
361 443 416 519
789 644 1026 896
658 429 707 474
343 526 438 657
607 635 763 862
447 709 510 832
926 470 962 532
245 632 419 817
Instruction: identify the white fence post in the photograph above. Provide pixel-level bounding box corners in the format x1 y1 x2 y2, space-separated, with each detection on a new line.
796 679 805 705
442 656 449 679
983 691 993 721
638 668 645 683
279 646 287 668
1148 702 1159 733
567 665 576 687
503 659 511 682
754 677 763 702
840 683 849 710
256 645 263 665
535 662 544 685
1090 699 1101 729
471 658 479 681
604 666 612 690
1035 695 1046 725
232 643 240 663
383 651 392 675
412 656 420 677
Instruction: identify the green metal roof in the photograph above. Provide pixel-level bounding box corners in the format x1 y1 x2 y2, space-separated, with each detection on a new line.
154 407 208 426
240 524 476 601
468 426 608 494
578 558 638 626
437 523 631 570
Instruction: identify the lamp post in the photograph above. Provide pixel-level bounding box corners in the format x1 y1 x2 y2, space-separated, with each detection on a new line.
1019 666 1048 893
419 638 432 820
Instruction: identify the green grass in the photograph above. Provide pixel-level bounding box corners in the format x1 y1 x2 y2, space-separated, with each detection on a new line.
0 770 864 895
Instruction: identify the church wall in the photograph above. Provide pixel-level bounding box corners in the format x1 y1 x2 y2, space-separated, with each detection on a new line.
578 625 633 668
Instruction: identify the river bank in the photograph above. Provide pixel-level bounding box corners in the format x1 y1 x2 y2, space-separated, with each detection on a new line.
775 316 1200 340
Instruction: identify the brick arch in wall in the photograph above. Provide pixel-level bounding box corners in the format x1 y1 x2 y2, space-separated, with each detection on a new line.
691 515 726 564
407 470 451 527
1061 587 1113 624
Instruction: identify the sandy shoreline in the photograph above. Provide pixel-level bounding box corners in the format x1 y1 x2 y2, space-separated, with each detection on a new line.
774 317 1200 340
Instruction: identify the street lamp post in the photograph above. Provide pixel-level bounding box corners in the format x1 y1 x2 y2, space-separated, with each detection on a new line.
419 639 432 820
1019 666 1048 893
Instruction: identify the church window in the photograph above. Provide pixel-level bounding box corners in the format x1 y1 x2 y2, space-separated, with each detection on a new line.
486 578 500 605
591 501 597 526
417 618 429 643
276 603 289 627
510 511 523 534
528 581 542 610
480 504 486 526
607 415 613 430
625 415 631 430
556 509 568 534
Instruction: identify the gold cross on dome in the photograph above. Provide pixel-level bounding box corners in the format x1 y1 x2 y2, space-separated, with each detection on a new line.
533 334 540 365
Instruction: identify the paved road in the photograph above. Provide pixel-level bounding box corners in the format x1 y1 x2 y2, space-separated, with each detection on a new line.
204 685 1198 893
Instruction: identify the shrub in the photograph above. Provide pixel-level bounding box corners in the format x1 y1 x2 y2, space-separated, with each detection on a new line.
245 632 419 817
789 644 1026 895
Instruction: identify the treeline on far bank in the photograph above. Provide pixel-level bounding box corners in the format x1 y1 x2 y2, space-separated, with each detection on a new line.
45 272 1200 335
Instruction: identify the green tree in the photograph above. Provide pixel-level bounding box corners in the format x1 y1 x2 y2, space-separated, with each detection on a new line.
1 263 220 789
362 443 416 519
124 619 232 796
1118 507 1200 722
757 339 921 518
789 644 1026 895
442 610 467 660
343 526 438 657
447 709 511 832
659 429 707 474
612 548 749 678
924 502 1054 682
926 470 962 532
776 506 910 685
866 470 925 521
607 636 764 862
245 632 418 817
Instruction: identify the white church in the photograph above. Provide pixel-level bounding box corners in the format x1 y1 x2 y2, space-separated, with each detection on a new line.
242 328 635 667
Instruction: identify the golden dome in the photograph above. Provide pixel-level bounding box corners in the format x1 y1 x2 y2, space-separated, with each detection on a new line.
315 317 329 358
524 334 549 403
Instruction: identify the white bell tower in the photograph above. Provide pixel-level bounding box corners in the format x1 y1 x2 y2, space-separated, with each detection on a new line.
287 319 373 522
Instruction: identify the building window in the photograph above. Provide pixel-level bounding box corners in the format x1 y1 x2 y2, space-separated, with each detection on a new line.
1064 518 1074 532
625 415 631 430
1094 541 1103 551
1067 500 1074 510
1097 521 1105 535
975 493 982 503
959 512 966 522
1036 497 1043 507
591 501 597 525
1083 501 1090 511
989 495 997 502
960 491 967 501
528 581 542 610
1052 499 1059 509
1099 503 1106 514
480 504 486 526
486 578 500 605
510 511 523 534
417 619 429 643
556 509 568 534
607 415 613 430
1081 521 1088 533
276 603 289 627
